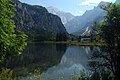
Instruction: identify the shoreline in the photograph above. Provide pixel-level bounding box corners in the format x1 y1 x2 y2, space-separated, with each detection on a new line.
41 41 105 46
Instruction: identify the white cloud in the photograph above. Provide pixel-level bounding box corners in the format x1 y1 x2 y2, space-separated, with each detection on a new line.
80 0 113 6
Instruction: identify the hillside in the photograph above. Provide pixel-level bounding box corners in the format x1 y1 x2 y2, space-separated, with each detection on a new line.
65 1 107 35
13 0 67 41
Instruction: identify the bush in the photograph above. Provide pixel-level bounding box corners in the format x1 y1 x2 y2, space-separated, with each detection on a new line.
0 68 19 80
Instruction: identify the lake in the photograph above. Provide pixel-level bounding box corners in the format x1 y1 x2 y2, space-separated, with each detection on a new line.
1 42 100 80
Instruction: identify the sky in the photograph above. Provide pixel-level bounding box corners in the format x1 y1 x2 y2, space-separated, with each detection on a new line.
19 0 116 16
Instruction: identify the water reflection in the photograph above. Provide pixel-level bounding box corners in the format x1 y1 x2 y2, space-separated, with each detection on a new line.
0 43 100 80
42 46 94 80
0 43 67 76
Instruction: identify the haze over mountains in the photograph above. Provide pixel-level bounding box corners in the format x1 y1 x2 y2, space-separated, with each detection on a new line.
47 6 75 24
13 0 119 41
46 2 108 36
65 1 107 35
47 1 119 36
73 0 119 36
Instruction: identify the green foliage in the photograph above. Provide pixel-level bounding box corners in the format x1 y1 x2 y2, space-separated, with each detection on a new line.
20 68 44 80
89 3 120 80
100 3 120 79
31 68 44 80
0 0 27 62
101 3 120 44
0 68 19 80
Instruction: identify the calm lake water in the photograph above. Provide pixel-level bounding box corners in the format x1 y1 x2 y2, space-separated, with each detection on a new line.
1 42 100 80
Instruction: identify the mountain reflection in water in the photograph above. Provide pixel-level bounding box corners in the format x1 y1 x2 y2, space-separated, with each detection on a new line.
42 46 95 80
0 43 100 80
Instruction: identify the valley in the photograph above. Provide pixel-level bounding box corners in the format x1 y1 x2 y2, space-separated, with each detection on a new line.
0 0 120 80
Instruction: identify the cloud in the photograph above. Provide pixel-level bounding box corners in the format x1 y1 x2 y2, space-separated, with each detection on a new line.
80 0 113 6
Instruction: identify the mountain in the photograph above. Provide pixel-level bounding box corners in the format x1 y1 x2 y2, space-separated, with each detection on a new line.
47 6 60 15
116 0 120 3
81 26 93 36
65 1 107 35
13 0 67 41
47 6 75 24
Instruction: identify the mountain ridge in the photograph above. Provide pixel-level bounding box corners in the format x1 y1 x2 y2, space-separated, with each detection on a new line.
47 6 75 24
13 0 67 41
65 1 107 35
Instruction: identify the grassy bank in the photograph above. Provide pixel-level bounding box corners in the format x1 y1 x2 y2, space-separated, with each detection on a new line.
43 41 105 46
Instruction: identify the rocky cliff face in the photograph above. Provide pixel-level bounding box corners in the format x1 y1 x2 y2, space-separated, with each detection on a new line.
81 26 93 36
65 1 107 35
13 0 67 41
47 6 75 24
